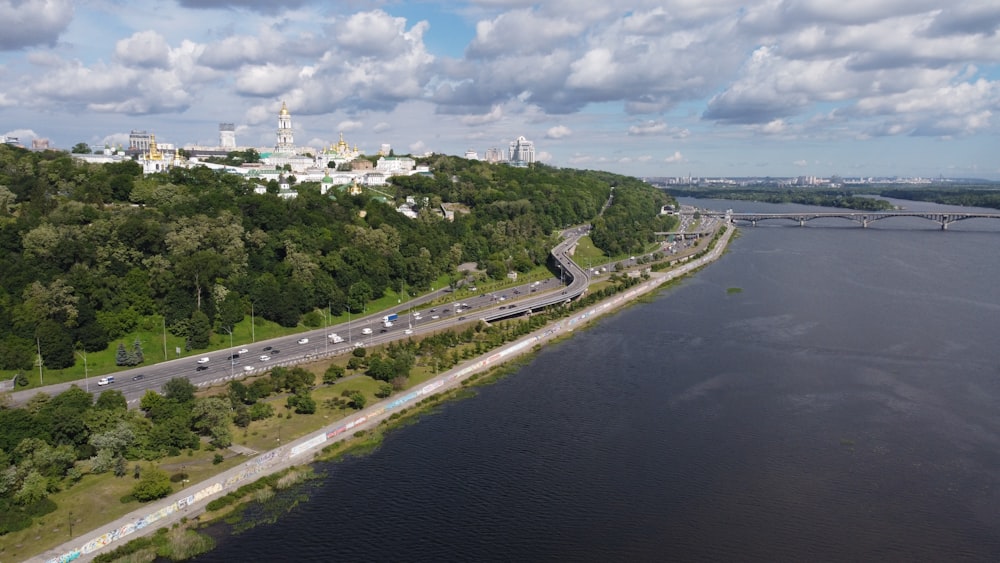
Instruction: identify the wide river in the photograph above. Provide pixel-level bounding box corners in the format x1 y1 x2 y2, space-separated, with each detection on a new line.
195 197 1000 562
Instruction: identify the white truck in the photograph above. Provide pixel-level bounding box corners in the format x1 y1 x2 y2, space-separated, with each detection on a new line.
328 333 344 343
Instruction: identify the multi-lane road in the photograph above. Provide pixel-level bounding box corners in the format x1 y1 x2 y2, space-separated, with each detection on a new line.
10 218 702 406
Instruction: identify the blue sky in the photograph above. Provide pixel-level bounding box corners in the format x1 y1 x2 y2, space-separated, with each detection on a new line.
1 0 999 179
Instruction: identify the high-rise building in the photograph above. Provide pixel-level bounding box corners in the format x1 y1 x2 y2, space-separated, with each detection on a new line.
275 101 294 153
129 130 152 152
219 123 236 150
508 135 535 165
484 147 504 163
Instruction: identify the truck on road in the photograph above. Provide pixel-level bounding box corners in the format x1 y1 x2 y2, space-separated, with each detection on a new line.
382 313 398 327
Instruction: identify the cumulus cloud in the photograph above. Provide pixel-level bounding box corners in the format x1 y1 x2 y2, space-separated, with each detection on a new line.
337 120 363 132
3 128 39 141
545 125 571 139
664 151 685 163
793 159 809 167
628 120 668 135
0 0 73 50
115 31 171 69
467 8 583 58
461 105 503 125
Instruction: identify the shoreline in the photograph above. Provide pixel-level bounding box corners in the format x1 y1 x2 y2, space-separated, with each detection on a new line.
36 224 734 563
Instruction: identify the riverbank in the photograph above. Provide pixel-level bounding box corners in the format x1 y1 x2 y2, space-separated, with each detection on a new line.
35 224 733 563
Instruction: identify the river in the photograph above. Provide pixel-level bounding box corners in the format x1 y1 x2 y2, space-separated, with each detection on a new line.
194 197 1000 562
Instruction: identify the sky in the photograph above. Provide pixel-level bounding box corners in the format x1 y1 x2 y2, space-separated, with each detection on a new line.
1 0 999 180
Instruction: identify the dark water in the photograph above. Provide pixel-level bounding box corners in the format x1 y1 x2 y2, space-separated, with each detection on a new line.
195 198 1000 562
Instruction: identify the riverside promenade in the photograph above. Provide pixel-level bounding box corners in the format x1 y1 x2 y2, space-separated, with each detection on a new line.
36 225 733 563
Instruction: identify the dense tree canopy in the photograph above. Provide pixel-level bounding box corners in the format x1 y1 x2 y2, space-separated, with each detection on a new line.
0 146 671 372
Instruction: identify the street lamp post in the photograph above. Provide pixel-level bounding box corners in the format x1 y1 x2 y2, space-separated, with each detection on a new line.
222 327 234 378
75 350 89 393
250 301 256 343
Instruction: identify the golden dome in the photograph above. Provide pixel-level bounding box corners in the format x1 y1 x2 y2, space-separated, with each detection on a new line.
279 101 289 116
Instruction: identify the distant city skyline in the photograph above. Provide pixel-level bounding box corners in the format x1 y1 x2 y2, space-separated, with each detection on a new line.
1 1 998 179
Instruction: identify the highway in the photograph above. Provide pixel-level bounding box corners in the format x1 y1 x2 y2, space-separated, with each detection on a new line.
10 216 706 406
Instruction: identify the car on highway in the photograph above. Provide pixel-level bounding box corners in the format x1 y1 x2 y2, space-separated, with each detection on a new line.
132 374 145 381
458 316 467 320
196 365 208 371
271 349 280 355
238 348 249 354
297 338 309 344
362 328 372 335
431 315 439 320
379 328 388 333
197 357 210 364
404 328 413 335
243 366 254 372
97 376 114 386
259 355 270 362
262 346 272 351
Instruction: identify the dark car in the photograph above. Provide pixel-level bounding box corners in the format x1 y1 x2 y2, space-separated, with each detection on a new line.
380 328 388 333
271 349 280 355
499 306 506 310
262 346 272 351
196 365 208 372
458 316 467 321
230 353 240 360
132 374 145 381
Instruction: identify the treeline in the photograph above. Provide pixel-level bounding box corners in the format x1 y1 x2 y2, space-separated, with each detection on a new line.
0 145 672 372
878 188 1000 210
666 187 895 211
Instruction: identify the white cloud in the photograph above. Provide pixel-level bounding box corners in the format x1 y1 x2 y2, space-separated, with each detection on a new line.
664 151 686 163
545 125 571 139
373 122 391 133
793 159 809 167
3 128 39 140
115 31 170 69
628 120 667 136
0 0 73 50
461 105 503 125
337 120 363 132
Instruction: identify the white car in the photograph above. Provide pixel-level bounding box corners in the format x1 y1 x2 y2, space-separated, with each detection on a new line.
361 327 373 335
259 355 270 362
404 328 413 335
197 357 210 364
297 338 309 344
238 348 249 354
243 366 254 372
431 315 439 319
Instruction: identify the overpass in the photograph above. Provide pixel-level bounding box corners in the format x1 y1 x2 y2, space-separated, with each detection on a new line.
704 210 1000 230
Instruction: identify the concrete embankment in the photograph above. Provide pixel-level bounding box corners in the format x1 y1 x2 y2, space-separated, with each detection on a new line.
36 225 733 563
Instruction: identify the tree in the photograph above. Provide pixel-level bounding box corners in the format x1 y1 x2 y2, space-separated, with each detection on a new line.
36 319 75 369
95 389 127 411
115 342 130 366
131 467 172 502
162 377 196 404
71 142 92 154
323 364 344 384
131 338 144 364
375 382 393 398
188 309 211 349
191 397 232 448
347 390 366 410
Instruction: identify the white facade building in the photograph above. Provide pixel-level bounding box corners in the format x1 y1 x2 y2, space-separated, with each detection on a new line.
219 123 236 150
508 135 535 165
275 101 294 153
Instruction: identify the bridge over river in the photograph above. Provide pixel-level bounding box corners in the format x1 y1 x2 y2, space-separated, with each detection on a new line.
702 210 1000 230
